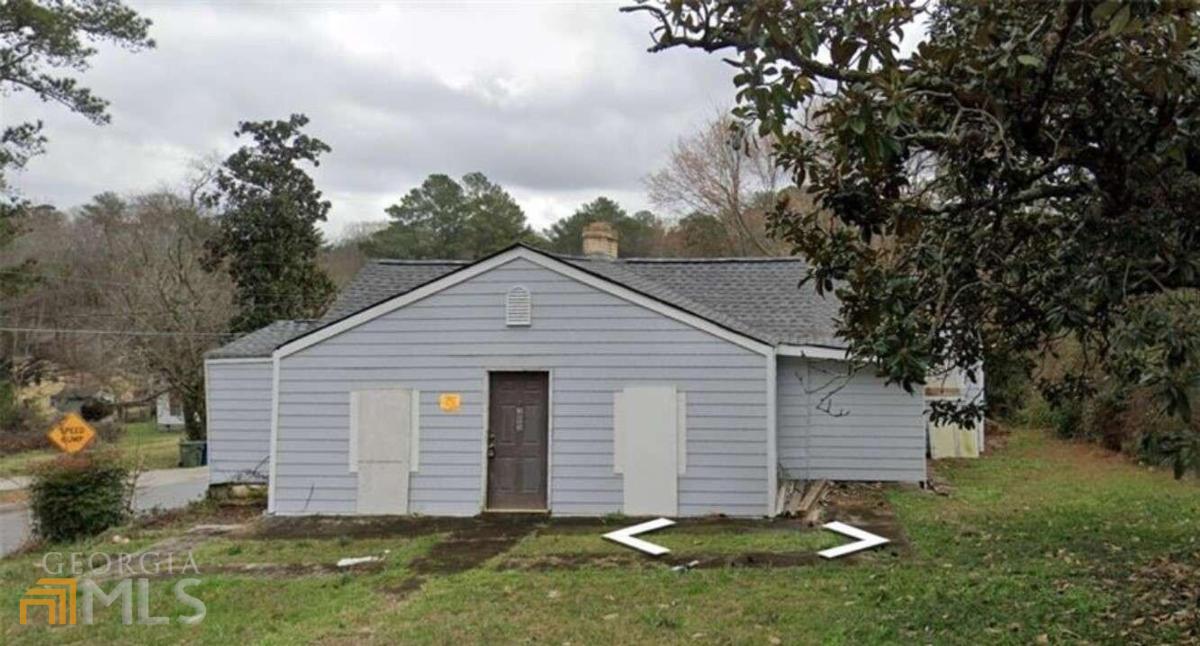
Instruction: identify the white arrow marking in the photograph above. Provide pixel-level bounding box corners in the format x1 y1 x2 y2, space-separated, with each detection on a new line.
818 521 890 559
602 517 676 556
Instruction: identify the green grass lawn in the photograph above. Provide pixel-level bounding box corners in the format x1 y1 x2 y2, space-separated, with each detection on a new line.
0 422 181 478
2 427 1199 644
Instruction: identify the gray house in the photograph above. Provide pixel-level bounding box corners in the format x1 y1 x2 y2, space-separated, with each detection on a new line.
205 227 951 517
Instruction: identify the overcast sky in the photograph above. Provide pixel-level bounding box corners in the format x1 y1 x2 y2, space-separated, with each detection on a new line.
3 0 738 238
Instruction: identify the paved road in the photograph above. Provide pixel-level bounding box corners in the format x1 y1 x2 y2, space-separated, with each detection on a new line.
0 467 209 558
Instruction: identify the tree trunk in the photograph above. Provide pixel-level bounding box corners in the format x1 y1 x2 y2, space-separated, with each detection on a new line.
180 382 206 442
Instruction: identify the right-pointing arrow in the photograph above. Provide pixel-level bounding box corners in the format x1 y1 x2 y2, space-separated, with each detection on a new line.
818 521 890 559
602 517 676 556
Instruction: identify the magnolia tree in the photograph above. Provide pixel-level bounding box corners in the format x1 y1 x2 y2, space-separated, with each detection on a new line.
626 1 1200 459
203 115 336 333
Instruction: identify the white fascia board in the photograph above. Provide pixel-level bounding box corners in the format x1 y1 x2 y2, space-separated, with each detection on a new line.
775 344 850 361
273 246 772 359
205 357 271 365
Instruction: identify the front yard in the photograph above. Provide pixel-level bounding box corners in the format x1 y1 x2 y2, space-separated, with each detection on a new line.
2 427 1198 644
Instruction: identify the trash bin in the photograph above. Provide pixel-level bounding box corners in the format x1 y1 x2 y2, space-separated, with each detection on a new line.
179 440 207 467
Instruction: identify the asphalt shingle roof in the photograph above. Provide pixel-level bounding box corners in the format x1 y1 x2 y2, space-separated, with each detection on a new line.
207 247 843 358
316 260 468 325
206 320 316 359
583 257 841 346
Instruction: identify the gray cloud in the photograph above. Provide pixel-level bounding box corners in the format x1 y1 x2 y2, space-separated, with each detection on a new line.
4 1 735 233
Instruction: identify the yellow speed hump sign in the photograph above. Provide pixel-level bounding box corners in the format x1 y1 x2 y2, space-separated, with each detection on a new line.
47 413 97 454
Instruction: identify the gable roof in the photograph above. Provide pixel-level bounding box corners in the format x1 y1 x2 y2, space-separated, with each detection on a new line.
563 256 841 347
206 319 316 359
208 244 844 359
317 259 468 325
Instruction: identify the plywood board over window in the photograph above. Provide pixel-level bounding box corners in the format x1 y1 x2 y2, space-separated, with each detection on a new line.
349 389 419 514
613 385 686 516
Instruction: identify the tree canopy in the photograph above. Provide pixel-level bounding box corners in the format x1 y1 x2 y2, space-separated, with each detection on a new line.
543 197 667 257
0 0 153 188
628 1 1200 433
646 112 786 256
204 114 335 333
363 172 538 260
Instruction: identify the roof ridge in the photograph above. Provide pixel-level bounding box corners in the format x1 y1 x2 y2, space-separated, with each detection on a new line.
619 256 806 264
369 259 471 266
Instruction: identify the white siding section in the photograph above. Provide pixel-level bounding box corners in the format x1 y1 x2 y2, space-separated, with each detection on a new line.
777 357 926 482
207 360 273 484
274 257 768 516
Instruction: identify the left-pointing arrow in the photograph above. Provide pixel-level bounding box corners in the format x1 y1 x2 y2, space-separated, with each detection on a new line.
603 518 676 556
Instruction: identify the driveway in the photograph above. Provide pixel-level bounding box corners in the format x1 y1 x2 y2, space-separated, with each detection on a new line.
0 467 210 558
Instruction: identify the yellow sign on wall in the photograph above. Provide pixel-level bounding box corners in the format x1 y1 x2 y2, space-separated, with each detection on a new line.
438 393 461 412
47 413 97 454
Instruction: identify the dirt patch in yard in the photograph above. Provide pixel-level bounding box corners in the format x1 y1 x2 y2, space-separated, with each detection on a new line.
494 551 827 571
252 514 815 541
254 486 908 585
252 515 479 540
821 483 912 557
375 518 538 602
410 519 537 575
133 499 264 531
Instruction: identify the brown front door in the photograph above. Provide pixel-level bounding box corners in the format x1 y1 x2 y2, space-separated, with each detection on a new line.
487 372 549 510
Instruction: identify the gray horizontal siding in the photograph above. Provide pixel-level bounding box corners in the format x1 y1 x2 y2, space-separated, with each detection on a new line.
777 357 926 483
274 257 768 517
206 361 273 484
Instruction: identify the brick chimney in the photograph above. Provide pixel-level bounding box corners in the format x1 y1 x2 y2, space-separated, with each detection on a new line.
582 221 618 259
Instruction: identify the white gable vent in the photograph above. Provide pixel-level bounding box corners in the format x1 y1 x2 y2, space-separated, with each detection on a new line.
505 286 532 326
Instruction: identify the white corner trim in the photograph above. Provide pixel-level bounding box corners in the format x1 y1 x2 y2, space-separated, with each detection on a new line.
612 391 624 475
266 357 281 514
205 357 272 365
776 344 850 361
410 389 421 472
348 391 359 474
765 350 778 517
677 391 687 476
273 246 772 359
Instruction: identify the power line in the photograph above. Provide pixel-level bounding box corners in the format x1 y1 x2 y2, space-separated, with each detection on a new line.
0 326 235 338
0 267 337 303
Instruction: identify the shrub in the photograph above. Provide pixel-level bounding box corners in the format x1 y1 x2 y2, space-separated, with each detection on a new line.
29 452 131 543
1083 387 1132 452
0 430 48 454
981 346 1032 421
92 419 123 444
1049 397 1085 439
0 379 18 430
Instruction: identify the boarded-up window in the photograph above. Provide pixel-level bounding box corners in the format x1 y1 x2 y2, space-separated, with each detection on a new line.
613 386 686 516
505 286 532 326
349 389 419 514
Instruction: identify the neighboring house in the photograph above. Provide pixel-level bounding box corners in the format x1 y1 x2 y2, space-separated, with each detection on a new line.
50 386 115 415
156 391 185 430
925 368 986 459
205 225 974 517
